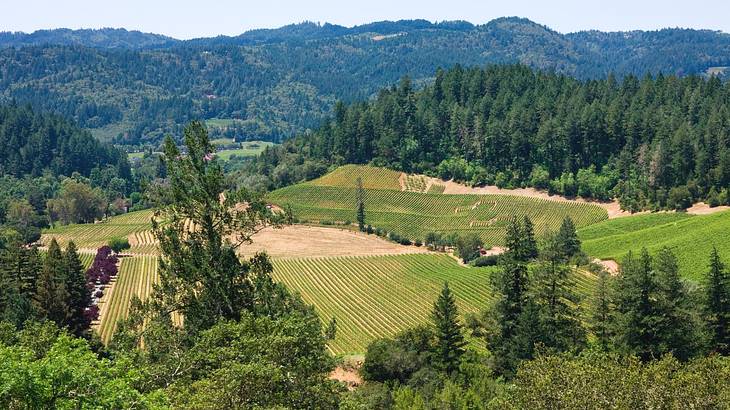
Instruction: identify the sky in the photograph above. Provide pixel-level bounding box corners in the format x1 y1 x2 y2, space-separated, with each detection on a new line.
1 0 729 39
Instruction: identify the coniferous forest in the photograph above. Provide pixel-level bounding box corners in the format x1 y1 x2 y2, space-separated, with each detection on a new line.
250 65 730 211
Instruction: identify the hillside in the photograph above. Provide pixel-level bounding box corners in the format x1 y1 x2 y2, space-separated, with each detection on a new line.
267 165 608 246
2 18 730 143
579 210 730 280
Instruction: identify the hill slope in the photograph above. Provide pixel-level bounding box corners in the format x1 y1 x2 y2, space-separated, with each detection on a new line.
267 165 608 246
579 210 730 280
2 18 729 143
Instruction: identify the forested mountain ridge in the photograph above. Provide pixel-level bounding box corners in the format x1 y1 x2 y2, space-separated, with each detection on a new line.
1 18 729 144
0 28 173 49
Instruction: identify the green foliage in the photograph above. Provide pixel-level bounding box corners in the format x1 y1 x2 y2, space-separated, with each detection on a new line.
508 352 730 409
705 247 730 355
455 234 483 263
610 248 701 361
47 178 107 225
108 236 131 253
431 283 466 374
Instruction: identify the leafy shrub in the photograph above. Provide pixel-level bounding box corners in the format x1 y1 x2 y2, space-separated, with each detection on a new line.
108 237 130 254
470 254 500 267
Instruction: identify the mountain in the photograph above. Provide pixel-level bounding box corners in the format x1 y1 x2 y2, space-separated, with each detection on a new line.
1 18 729 145
0 28 174 49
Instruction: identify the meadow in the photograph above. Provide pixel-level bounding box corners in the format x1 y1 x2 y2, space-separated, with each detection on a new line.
579 210 730 280
215 140 276 160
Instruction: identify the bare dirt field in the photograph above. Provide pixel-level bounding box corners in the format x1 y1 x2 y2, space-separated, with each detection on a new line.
685 202 730 215
435 178 630 218
237 225 430 259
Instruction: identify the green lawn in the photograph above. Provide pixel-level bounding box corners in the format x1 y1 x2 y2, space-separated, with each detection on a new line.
579 210 730 280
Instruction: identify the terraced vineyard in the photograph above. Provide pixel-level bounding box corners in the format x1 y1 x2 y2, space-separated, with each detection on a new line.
272 254 496 354
579 210 730 280
309 164 403 190
95 255 160 344
269 184 607 246
42 210 155 253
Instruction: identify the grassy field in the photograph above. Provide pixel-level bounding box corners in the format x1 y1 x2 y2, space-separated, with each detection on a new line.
268 184 607 247
42 209 155 252
579 210 730 280
215 141 275 160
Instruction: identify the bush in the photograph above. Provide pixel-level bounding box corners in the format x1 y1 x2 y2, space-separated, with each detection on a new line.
108 237 130 254
470 254 500 267
668 186 692 210
456 234 484 263
320 220 333 225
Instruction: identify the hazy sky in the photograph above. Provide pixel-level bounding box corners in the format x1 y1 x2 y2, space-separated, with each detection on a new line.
2 0 729 39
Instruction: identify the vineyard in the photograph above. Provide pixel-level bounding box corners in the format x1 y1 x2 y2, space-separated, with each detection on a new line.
309 164 403 190
579 209 730 280
42 209 155 253
95 255 160 344
268 184 608 246
89 253 597 354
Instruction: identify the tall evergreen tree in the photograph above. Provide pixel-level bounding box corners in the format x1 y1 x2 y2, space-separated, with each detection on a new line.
590 269 613 350
522 216 538 260
654 247 698 360
356 177 366 232
63 241 92 335
612 249 666 361
705 247 730 355
505 217 528 262
556 217 581 260
33 239 70 326
489 238 530 376
530 234 586 352
431 282 466 374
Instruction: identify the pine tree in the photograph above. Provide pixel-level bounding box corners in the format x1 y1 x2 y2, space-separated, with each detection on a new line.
530 234 585 352
522 216 538 260
654 246 698 359
356 177 366 231
489 253 529 377
505 217 527 262
34 239 70 326
556 217 581 259
590 269 612 350
63 241 92 335
612 249 663 361
705 247 730 354
431 282 466 374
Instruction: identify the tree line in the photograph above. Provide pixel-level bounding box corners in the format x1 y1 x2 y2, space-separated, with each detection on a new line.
250 64 730 211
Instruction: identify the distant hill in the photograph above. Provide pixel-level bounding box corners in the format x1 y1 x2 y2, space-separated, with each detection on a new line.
0 28 173 49
1 18 729 144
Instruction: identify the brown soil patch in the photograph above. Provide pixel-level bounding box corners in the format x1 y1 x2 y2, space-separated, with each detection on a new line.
685 202 730 215
594 259 619 275
435 178 632 219
238 225 430 259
